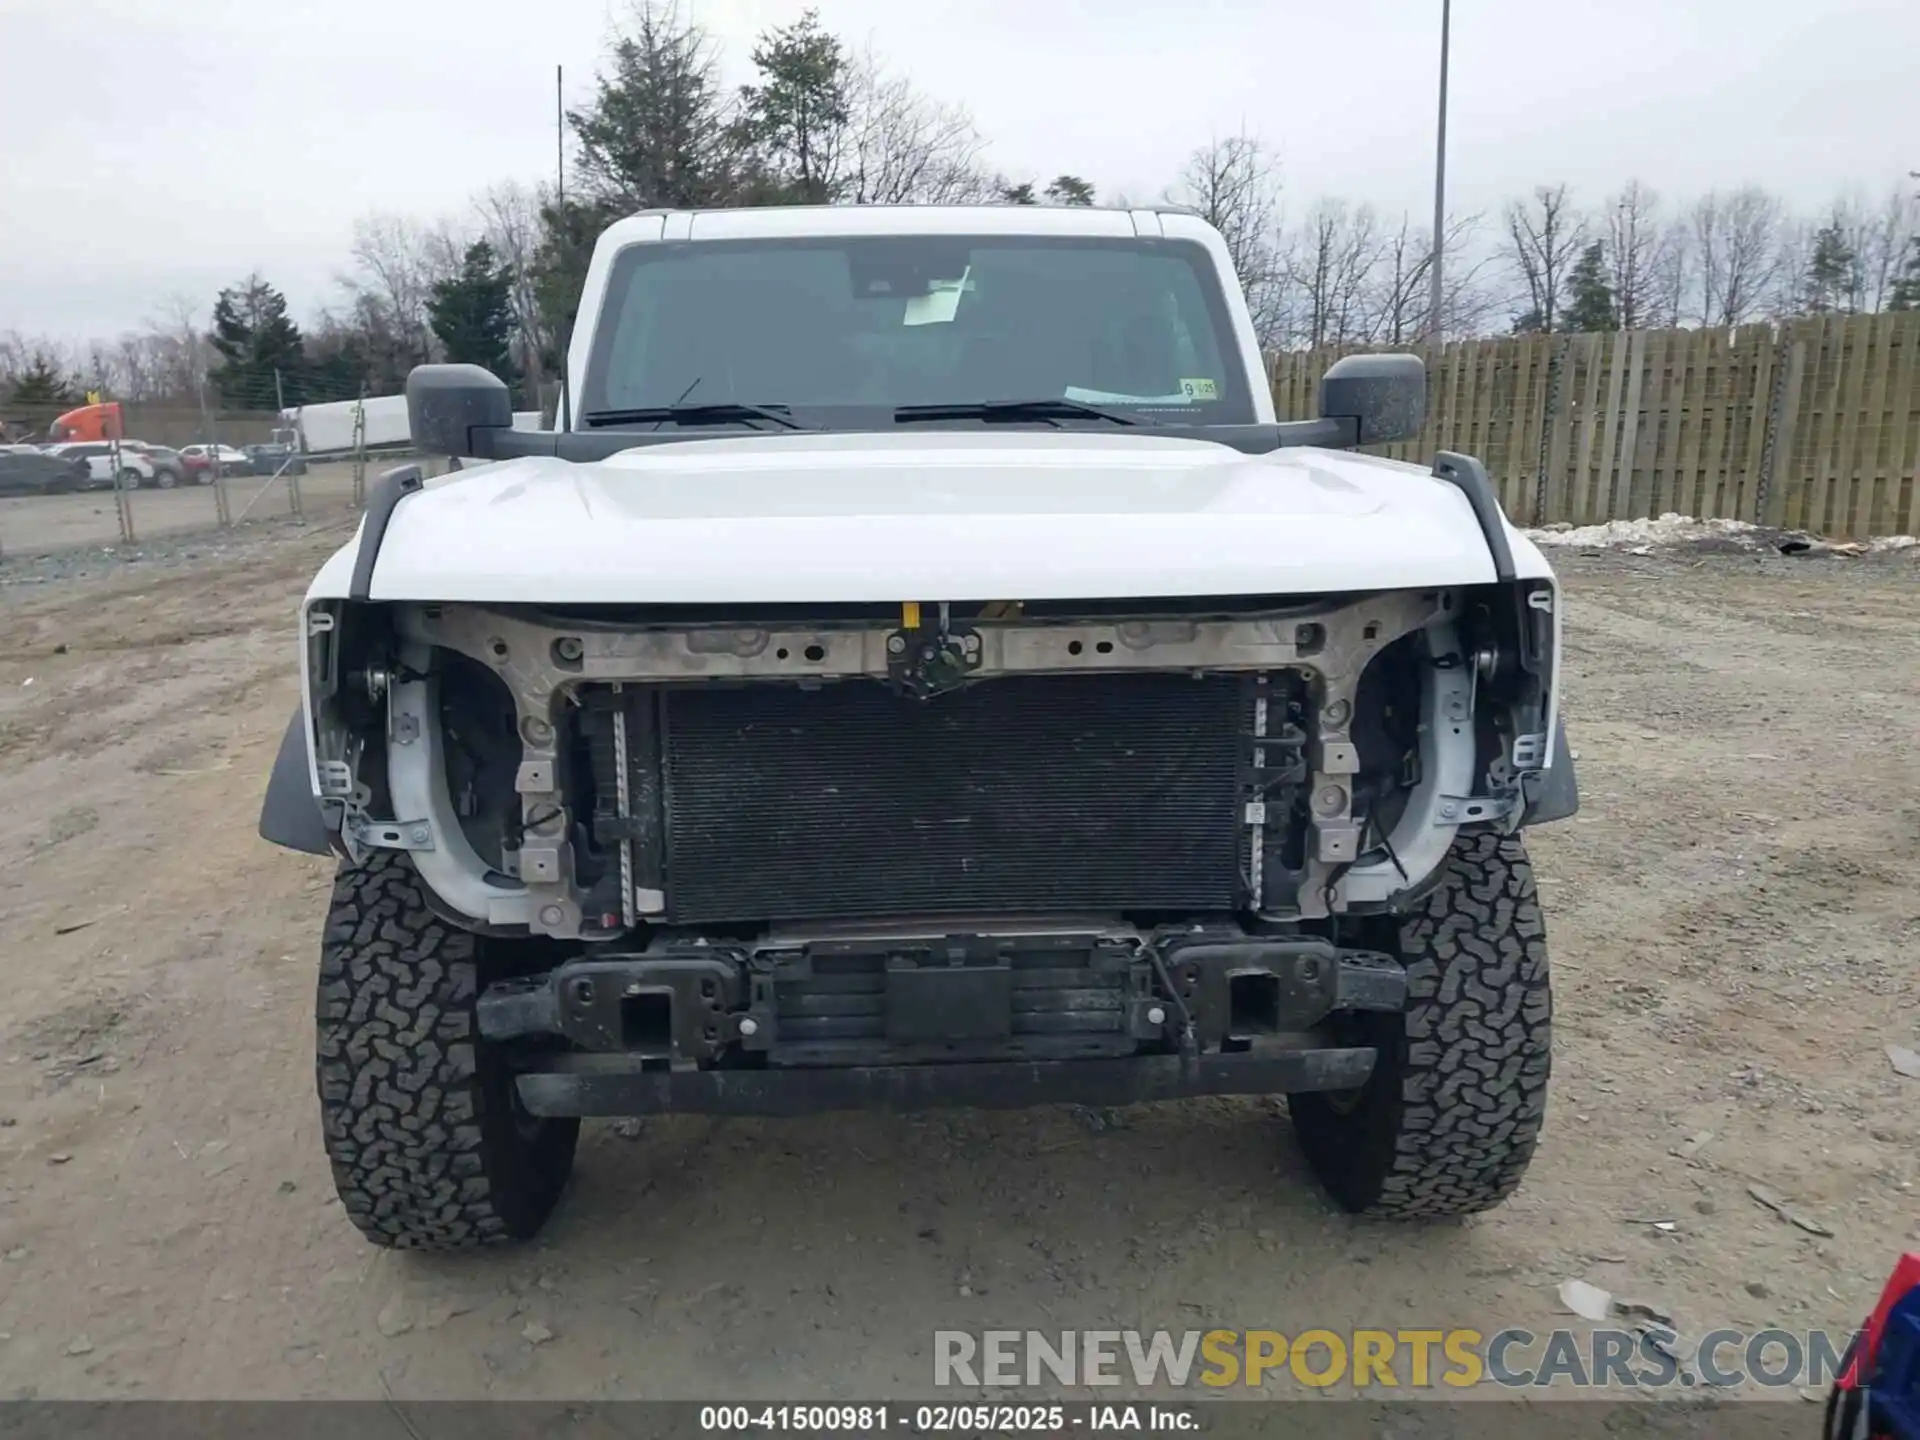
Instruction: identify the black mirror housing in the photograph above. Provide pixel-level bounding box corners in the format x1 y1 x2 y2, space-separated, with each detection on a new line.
406 364 513 457
1319 353 1426 446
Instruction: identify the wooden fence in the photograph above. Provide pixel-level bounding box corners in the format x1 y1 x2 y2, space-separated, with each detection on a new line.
1269 312 1920 537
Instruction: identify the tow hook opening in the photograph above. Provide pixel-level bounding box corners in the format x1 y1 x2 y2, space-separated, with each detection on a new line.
621 991 673 1051
1229 971 1284 1035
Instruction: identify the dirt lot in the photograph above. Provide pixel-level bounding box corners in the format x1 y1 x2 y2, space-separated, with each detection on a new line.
0 523 1913 1403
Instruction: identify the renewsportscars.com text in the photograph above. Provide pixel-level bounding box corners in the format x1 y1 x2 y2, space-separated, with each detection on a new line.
933 1327 1857 1390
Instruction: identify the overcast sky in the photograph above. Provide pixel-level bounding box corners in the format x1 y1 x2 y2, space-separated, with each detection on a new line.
5 0 1914 342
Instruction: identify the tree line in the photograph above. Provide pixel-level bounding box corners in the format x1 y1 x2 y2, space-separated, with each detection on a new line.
4 0 1917 416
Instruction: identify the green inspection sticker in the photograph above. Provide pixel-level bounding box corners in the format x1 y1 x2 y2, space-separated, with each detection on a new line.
1179 377 1219 400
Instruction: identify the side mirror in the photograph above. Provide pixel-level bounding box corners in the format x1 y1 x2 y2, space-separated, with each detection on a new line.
406 364 513 458
1319 353 1426 446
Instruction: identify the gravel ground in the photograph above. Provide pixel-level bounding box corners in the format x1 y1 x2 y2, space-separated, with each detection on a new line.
0 523 1913 1404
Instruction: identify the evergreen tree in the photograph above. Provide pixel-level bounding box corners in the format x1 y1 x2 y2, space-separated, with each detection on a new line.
736 9 849 204
1800 219 1860 313
998 181 1038 205
7 353 79 406
306 335 371 404
531 195 623 377
568 2 736 211
210 274 307 408
1044 175 1097 206
428 240 519 384
1560 242 1618 333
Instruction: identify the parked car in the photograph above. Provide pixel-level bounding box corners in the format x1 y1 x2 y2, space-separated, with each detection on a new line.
117 442 184 487
45 442 156 490
244 442 307 476
121 442 188 487
179 443 249 481
0 450 89 496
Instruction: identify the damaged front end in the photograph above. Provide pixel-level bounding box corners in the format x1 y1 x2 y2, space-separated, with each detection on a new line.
261 569 1571 1109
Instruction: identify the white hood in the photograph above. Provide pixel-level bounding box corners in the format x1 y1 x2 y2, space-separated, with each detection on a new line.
311 431 1550 605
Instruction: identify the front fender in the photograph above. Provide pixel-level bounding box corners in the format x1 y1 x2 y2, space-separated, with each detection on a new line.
258 707 332 856
1521 718 1579 827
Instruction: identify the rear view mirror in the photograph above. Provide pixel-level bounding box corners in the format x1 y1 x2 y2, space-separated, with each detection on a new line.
1319 353 1426 446
406 364 513 457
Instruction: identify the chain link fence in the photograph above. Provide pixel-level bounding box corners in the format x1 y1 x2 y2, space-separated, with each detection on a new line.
0 392 417 562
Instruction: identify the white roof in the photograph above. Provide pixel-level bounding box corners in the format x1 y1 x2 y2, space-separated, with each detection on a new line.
595 203 1198 249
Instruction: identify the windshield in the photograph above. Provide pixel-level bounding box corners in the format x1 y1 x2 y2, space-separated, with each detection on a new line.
580 235 1254 426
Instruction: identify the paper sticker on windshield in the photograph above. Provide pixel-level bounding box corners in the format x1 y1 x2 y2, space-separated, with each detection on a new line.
903 267 973 326
1179 377 1219 400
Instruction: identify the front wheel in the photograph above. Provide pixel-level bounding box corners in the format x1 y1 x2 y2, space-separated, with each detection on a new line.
155 470 177 489
316 851 579 1248
117 468 143 489
1289 830 1552 1218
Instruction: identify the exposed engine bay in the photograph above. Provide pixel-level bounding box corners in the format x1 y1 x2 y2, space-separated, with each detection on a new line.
304 582 1557 933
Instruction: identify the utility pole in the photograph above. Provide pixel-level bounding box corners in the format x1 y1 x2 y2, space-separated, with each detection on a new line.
557 62 572 434
200 371 230 527
1427 0 1452 342
273 366 303 519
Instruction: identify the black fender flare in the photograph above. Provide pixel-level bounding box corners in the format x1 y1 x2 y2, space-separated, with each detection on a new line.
1520 718 1579 827
258 707 333 856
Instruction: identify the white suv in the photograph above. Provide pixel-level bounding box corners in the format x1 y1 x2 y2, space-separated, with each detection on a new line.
260 202 1578 1251
45 443 156 490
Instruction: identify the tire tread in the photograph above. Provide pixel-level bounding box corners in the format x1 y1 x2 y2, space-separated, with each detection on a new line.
1293 829 1552 1218
316 851 573 1249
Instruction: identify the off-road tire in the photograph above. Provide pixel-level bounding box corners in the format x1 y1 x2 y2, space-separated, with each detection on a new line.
1290 830 1551 1218
317 851 578 1248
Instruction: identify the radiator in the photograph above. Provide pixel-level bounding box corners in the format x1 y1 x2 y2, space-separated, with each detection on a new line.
655 674 1249 924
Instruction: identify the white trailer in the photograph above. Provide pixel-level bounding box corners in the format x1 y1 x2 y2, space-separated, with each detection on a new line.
285 396 410 456
285 397 547 455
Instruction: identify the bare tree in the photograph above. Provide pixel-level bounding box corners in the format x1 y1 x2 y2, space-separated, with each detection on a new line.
1641 218 1693 328
1367 211 1494 343
342 212 469 372
476 182 549 391
1771 218 1818 319
839 47 991 205
1286 199 1386 348
78 339 122 399
1855 184 1918 311
123 294 216 402
0 333 84 393
1503 184 1585 332
1692 186 1784 325
1368 215 1430 345
1163 131 1286 345
87 304 211 405
1602 180 1666 330
419 220 467 290
344 213 435 367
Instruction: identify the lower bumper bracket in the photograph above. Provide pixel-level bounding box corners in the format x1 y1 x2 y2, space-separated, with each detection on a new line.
513 1047 1377 1118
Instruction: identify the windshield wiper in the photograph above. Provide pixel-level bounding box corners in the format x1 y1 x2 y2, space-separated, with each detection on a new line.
892 398 1142 427
581 402 812 432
